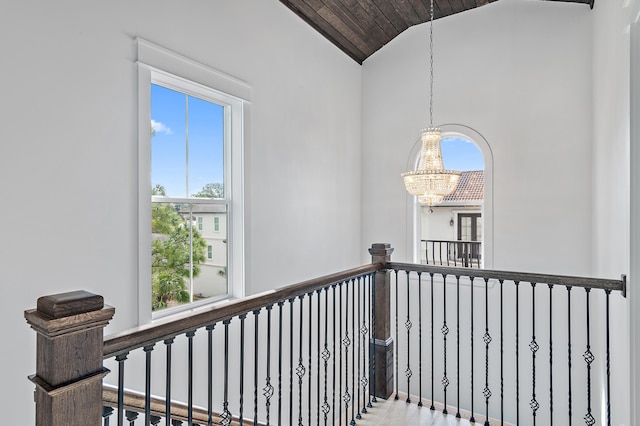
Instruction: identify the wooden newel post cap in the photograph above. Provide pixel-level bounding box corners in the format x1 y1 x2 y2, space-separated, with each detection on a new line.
37 290 104 318
369 243 394 264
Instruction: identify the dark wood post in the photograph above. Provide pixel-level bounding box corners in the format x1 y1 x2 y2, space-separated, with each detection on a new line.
369 243 394 399
25 290 115 426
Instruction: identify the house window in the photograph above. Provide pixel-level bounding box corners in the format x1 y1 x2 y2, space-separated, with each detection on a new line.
214 217 220 232
137 38 248 321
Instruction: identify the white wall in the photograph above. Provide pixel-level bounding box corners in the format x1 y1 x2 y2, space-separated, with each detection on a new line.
0 1 362 424
361 0 594 276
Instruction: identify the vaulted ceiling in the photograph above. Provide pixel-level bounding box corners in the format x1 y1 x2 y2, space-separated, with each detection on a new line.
279 0 595 63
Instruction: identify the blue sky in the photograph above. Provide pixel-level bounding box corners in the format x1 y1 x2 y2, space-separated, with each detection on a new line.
151 84 224 198
441 137 484 171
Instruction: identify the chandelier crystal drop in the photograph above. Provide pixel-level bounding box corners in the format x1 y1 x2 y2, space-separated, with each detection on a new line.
402 0 461 206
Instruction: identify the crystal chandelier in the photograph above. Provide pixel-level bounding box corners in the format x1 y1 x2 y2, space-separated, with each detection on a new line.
402 0 460 207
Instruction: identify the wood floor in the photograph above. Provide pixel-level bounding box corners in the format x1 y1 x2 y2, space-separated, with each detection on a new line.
337 393 513 426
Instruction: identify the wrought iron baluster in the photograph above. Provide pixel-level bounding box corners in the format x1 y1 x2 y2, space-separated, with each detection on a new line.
289 298 295 426
102 406 114 426
265 305 274 426
322 287 331 425
470 276 475 423
530 283 539 425
221 319 232 426
332 284 338 423
483 278 492 426
456 275 461 419
239 314 247 426
351 279 356 426
442 274 449 415
371 272 378 404
357 276 364 419
583 288 595 426
430 272 435 411
143 344 155 426
317 289 322 426
344 281 352 426
338 282 343 424
548 284 554 426
254 309 261 425
405 270 412 403
207 325 215 426
298 295 306 426
394 270 399 401
418 272 423 407
115 353 128 426
187 330 196 425
164 338 174 424
308 292 313 426
515 281 520 426
605 289 612 426
500 280 504 425
366 274 372 410
278 301 285 426
566 286 572 426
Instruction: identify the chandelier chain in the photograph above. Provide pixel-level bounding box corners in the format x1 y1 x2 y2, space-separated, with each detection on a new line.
429 0 434 127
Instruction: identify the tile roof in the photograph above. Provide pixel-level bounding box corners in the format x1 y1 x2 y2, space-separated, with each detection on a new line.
444 170 484 202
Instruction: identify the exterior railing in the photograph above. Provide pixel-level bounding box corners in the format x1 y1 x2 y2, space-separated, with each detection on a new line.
25 243 625 426
421 239 482 268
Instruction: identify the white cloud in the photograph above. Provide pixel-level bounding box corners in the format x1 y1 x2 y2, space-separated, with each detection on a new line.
151 119 172 135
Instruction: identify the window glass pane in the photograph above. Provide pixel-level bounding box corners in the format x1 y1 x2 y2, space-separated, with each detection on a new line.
189 96 225 198
151 84 187 198
191 204 228 301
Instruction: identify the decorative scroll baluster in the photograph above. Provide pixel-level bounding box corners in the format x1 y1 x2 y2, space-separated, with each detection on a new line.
164 338 174 424
297 295 306 426
442 274 449 415
351 279 356 425
548 284 554 426
605 288 612 426
187 330 196 425
344 281 352 426
206 325 215 426
405 270 412 403
356 277 362 420
566 286 572 426
338 282 343 424
483 278 492 426
530 283 539 425
143 344 155 426
394 270 399 401
322 287 331 425
116 353 128 426
456 275 461 419
430 272 435 411
221 319 232 426
418 272 423 407
264 305 274 426
254 309 261 425
469 276 475 423
583 288 595 426
278 301 285 425
239 314 247 426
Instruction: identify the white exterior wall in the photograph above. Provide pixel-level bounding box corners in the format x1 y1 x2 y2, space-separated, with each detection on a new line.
0 1 362 424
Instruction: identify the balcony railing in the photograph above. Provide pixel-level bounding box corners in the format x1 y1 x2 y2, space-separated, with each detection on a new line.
421 239 482 268
25 243 625 426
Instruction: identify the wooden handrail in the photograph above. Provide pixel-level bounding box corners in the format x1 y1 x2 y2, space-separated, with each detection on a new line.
104 263 381 358
388 261 626 294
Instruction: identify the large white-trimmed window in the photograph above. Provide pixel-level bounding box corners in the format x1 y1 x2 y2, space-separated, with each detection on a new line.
137 38 248 322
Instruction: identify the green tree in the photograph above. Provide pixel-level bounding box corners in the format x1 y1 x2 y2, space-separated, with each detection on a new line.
151 195 207 310
193 182 224 198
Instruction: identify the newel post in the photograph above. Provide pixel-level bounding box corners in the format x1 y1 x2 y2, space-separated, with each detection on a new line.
369 243 394 399
25 291 114 426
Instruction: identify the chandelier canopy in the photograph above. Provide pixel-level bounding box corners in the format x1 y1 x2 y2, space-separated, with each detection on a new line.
402 0 461 206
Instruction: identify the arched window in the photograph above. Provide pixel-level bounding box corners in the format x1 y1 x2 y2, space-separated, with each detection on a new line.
407 124 494 268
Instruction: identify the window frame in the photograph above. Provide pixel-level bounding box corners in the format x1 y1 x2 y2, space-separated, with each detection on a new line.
137 38 249 324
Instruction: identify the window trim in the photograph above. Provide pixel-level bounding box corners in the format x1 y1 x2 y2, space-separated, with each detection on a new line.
137 38 249 324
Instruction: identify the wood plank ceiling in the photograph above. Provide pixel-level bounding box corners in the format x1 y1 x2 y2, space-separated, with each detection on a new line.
279 0 595 64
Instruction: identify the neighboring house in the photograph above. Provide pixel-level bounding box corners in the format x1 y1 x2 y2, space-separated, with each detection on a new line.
421 170 484 265
179 204 228 299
